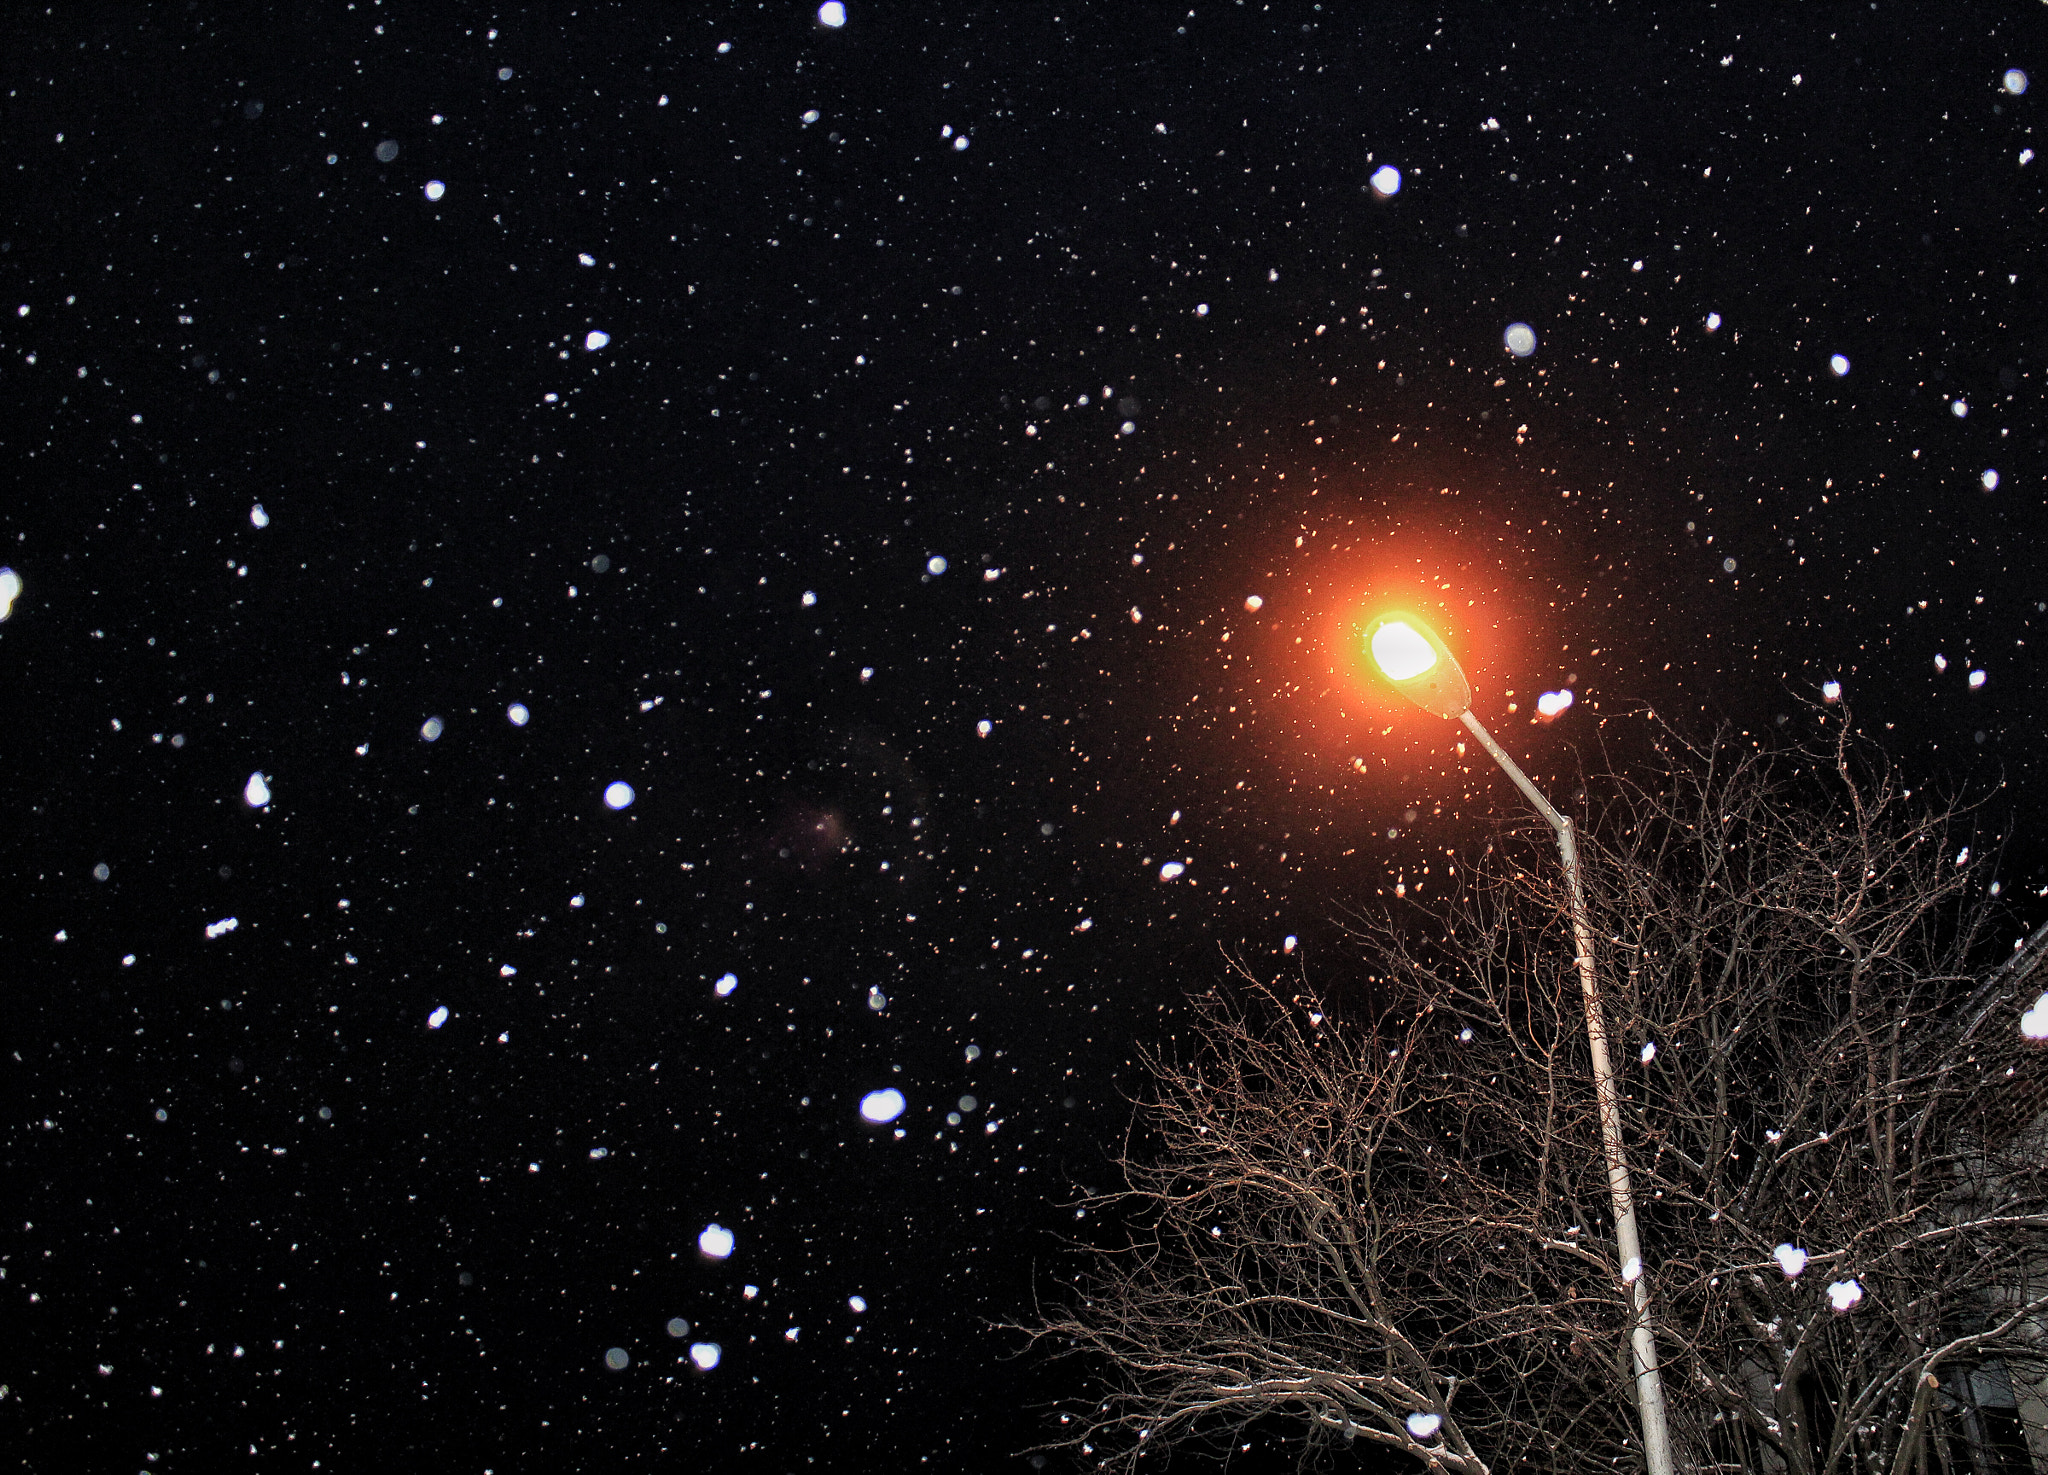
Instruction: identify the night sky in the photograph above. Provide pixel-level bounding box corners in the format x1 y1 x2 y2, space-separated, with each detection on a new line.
7 3 2046 1470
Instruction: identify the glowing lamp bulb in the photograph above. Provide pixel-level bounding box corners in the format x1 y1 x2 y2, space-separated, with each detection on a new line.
1365 613 1472 718
1371 621 1438 681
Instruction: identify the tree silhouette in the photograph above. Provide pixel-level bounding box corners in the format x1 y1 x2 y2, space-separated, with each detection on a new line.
1034 721 2048 1474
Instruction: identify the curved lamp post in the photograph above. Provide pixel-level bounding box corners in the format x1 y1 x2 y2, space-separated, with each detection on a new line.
1365 613 1675 1475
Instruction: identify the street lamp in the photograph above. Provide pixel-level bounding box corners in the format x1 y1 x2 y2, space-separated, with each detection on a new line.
1364 613 1676 1475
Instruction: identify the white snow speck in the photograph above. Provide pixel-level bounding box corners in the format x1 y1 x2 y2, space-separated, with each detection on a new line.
859 666 874 683
1621 1256 1643 1284
500 964 517 976
926 555 948 576
1406 1412 1442 1441
421 716 445 742
1829 353 1851 377
698 1223 735 1259
1370 163 1403 197
570 893 586 907
585 330 610 351
1639 1041 1657 1064
1159 861 1186 881
1957 846 1972 868
1194 303 1209 316
424 180 446 201
2021 992 2048 1040
1934 653 1948 673
0 567 22 620
507 703 530 726
428 1005 449 1029
250 503 270 528
801 590 817 607
859 1088 907 1124
1244 594 1264 612
244 771 271 808
604 781 636 810
1774 1244 1809 1278
848 1295 866 1313
1968 669 1987 689
1504 321 1537 358
976 719 993 737
689 1342 722 1371
1827 1278 1864 1312
1951 398 1969 418
1822 680 1842 702
716 41 731 54
2004 68 2029 95
817 1 846 26
205 916 238 939
867 986 887 1011
1283 934 1297 953
802 109 820 124
714 972 738 996
953 134 969 151
1705 312 1722 333
1536 689 1575 718
589 1147 608 1159
1982 469 2000 491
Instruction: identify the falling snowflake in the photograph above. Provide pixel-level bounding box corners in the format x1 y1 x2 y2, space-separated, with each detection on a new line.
859 1088 907 1124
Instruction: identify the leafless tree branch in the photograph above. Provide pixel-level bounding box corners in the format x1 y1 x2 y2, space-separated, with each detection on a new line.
1026 717 2048 1474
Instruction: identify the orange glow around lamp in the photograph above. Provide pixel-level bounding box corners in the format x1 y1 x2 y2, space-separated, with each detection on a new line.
1363 613 1675 1475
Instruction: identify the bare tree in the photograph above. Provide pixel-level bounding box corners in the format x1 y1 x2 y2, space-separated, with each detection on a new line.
1032 720 2048 1474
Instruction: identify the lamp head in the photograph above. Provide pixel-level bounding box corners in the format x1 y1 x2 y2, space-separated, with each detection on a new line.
1364 613 1471 719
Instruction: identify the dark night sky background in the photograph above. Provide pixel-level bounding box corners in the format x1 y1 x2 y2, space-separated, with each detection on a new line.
5 2 2045 1471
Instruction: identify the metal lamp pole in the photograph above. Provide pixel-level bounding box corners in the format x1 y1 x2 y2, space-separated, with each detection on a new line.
1364 615 1675 1475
